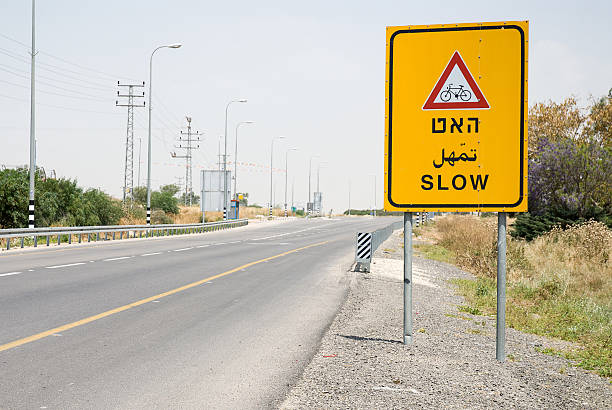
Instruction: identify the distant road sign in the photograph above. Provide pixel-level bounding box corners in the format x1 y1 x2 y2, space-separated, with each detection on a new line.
384 21 528 212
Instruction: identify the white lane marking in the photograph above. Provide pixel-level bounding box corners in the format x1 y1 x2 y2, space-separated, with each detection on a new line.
103 256 133 261
173 247 193 252
141 252 162 256
247 242 290 246
28 269 34 272
0 272 21 277
45 262 86 269
227 241 241 244
250 225 323 241
213 242 227 246
196 245 210 248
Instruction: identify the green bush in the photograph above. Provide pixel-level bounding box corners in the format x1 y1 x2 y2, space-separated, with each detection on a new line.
0 167 124 228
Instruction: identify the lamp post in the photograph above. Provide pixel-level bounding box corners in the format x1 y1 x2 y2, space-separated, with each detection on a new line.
316 162 328 215
27 0 36 229
233 120 254 201
369 174 377 217
284 148 298 217
269 136 285 218
146 43 181 226
348 179 351 216
308 155 319 215
223 99 247 220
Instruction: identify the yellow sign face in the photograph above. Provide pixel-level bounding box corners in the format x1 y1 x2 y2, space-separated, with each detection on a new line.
384 21 528 212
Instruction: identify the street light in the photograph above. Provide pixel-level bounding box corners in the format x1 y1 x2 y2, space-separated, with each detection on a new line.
233 120 254 201
369 174 377 217
348 179 351 216
28 0 36 229
316 161 328 215
269 136 285 218
285 148 298 217
308 155 319 214
146 42 182 226
223 99 247 220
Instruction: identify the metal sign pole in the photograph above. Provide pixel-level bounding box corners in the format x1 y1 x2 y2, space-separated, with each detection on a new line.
496 212 507 361
403 212 413 344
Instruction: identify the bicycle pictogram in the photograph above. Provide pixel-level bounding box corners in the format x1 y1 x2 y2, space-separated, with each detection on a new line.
439 83 472 102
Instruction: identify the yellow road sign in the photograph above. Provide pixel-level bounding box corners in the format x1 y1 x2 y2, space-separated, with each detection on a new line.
384 21 528 212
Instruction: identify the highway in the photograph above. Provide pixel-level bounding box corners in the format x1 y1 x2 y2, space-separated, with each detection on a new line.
0 216 396 409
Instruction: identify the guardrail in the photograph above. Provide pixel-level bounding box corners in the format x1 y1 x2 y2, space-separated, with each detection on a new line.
354 212 435 272
0 219 248 251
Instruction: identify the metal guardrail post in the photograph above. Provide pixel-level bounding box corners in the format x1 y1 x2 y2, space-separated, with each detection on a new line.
0 219 248 251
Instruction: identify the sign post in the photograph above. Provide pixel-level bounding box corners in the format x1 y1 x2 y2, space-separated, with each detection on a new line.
384 21 528 359
403 212 413 344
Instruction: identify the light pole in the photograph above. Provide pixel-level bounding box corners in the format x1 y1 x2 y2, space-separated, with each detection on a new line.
308 155 319 214
284 148 298 217
269 136 285 218
316 162 328 215
233 120 254 201
223 99 247 220
137 137 142 188
369 174 377 217
348 179 351 216
146 43 181 226
28 0 36 229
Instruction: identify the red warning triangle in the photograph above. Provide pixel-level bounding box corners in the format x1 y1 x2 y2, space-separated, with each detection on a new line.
422 51 489 110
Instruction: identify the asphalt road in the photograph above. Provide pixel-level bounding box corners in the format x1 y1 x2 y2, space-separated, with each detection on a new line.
0 216 398 409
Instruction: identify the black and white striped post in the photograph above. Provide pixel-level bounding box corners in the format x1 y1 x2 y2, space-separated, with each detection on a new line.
355 232 373 272
269 204 273 218
146 207 151 225
28 199 35 229
223 207 227 220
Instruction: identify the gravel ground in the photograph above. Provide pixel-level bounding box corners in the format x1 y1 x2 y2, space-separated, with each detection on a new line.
281 229 612 409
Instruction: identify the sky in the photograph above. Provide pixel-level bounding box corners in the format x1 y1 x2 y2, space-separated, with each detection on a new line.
1 0 611 212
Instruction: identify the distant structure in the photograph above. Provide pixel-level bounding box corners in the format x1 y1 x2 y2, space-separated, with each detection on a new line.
171 116 202 206
116 81 145 205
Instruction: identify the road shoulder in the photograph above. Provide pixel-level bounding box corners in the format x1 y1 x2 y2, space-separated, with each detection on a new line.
280 230 611 409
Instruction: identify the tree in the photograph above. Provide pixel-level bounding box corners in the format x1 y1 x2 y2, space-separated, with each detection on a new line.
0 168 28 228
179 191 200 206
151 190 179 214
528 97 585 159
513 90 612 239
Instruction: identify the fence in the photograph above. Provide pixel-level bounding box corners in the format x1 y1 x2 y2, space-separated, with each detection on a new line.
0 219 248 251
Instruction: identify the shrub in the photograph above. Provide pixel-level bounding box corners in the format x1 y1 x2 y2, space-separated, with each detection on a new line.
151 210 173 224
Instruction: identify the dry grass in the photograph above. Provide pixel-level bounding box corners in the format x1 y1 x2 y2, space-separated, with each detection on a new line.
172 206 293 223
426 215 612 378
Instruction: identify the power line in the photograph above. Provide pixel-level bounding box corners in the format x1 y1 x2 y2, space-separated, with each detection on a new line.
0 92 121 115
0 47 114 89
0 61 110 92
0 78 109 103
0 31 140 82
0 65 112 99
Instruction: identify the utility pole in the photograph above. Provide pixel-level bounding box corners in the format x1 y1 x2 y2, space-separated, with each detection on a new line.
171 116 201 206
116 82 145 205
291 176 295 214
348 179 351 216
137 137 142 188
28 0 36 229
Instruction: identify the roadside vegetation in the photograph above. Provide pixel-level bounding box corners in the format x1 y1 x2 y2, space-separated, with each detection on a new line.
417 215 611 378
415 91 612 378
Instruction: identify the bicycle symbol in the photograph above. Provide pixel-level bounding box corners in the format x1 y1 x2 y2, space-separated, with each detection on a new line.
439 84 472 102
